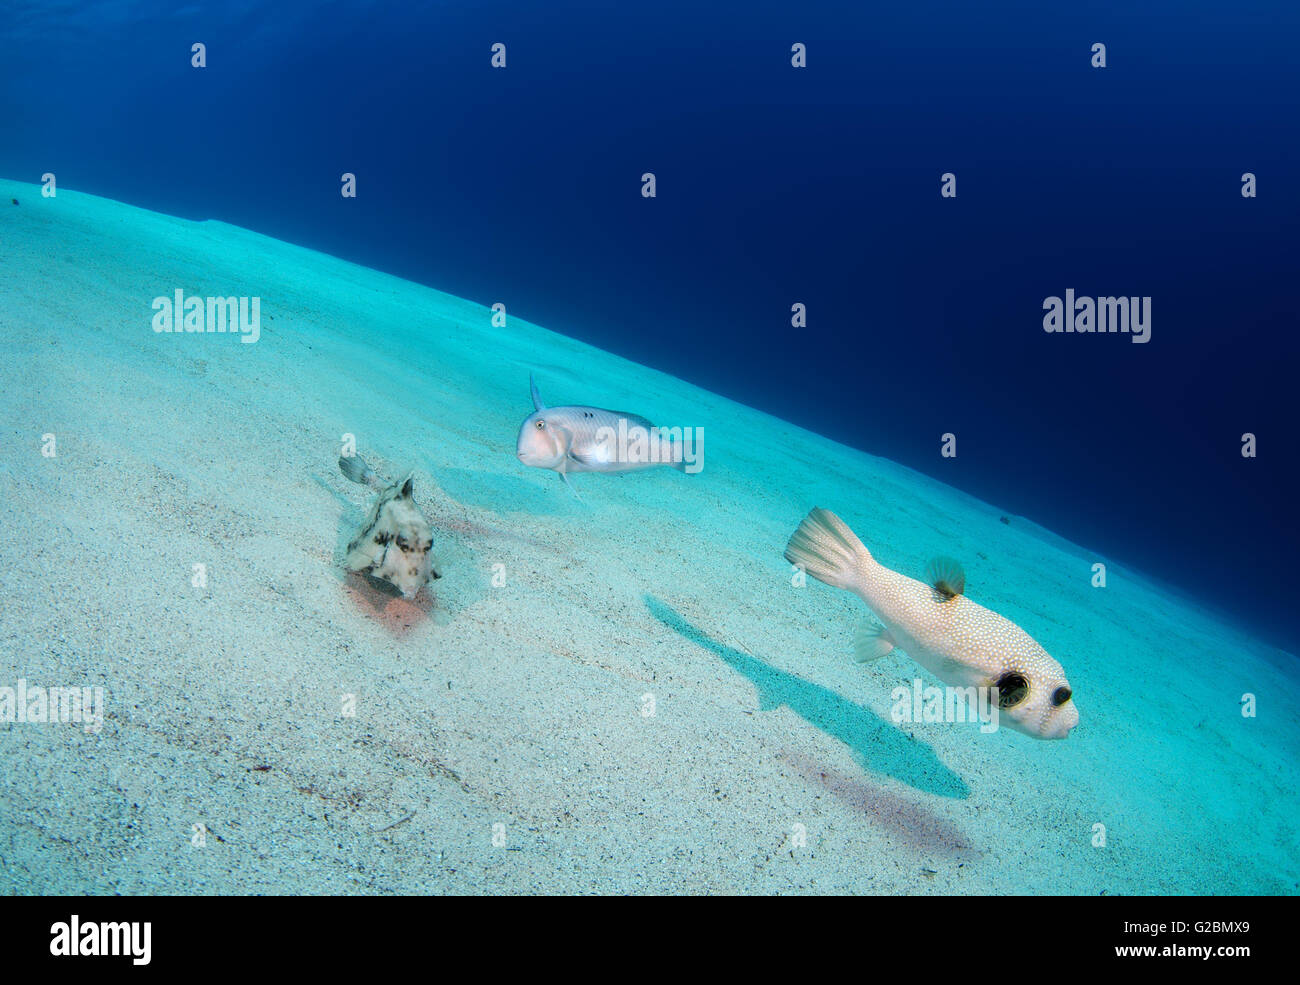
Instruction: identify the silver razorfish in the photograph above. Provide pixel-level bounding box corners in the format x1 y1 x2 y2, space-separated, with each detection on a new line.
784 508 1078 740
515 375 689 493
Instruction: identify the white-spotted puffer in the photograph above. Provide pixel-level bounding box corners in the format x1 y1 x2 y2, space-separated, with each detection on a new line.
784 508 1078 740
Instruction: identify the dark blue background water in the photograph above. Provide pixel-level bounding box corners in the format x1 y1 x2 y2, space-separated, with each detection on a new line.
3 1 1296 649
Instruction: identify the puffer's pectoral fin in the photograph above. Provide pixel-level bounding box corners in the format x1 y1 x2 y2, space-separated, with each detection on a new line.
530 374 546 411
854 621 897 663
925 556 966 602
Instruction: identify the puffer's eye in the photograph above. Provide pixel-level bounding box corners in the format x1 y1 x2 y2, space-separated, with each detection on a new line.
535 419 546 429
1052 685 1072 707
995 672 1030 709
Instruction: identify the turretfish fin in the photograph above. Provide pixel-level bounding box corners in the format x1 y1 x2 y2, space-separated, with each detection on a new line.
530 374 546 411
925 556 966 602
783 508 872 591
853 621 896 663
339 455 381 488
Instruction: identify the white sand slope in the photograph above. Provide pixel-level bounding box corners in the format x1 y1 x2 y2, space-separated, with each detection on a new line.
1 178 1296 895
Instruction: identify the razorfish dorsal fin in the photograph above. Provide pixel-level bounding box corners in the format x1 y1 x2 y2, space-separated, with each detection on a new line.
530 374 546 411
399 475 415 499
925 556 966 602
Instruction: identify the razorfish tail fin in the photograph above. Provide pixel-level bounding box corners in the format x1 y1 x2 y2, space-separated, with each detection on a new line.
783 507 872 591
925 556 966 602
530 374 546 411
339 455 380 488
854 621 896 663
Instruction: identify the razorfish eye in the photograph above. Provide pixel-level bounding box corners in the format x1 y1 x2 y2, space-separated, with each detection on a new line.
995 672 1030 709
1052 685 1072 707
535 419 546 430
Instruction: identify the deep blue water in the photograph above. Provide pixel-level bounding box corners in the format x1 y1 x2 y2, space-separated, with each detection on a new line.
3 1 1297 650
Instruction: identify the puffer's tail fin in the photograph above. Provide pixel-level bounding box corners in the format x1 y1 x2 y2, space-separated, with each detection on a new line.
783 507 873 591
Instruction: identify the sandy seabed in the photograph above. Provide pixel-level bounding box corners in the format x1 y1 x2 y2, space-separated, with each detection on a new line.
1 179 1296 895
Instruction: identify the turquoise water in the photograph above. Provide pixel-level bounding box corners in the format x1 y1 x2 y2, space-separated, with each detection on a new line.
0 182 1295 894
5 0 1298 649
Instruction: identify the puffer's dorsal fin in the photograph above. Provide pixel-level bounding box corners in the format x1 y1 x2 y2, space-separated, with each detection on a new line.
854 620 897 663
530 374 546 411
925 556 966 602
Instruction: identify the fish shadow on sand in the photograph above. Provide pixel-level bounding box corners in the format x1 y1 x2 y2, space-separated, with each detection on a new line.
432 465 586 516
645 595 969 800
778 751 977 858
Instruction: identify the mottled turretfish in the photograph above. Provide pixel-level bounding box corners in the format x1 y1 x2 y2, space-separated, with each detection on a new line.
339 456 440 599
515 375 691 492
784 508 1078 739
